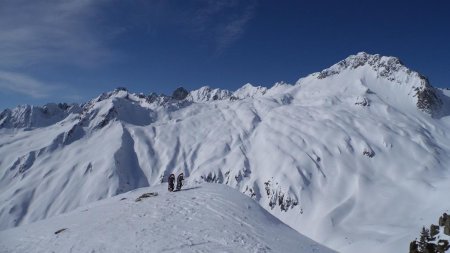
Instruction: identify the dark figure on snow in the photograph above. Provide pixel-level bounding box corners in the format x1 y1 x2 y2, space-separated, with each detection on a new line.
176 173 184 191
168 174 175 192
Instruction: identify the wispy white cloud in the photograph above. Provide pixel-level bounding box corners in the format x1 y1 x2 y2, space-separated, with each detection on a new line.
0 0 116 104
0 0 259 104
214 3 257 53
0 71 57 98
190 0 258 53
0 0 117 68
138 0 259 53
0 0 258 68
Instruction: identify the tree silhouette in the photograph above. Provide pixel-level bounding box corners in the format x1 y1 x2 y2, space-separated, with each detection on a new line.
418 227 430 252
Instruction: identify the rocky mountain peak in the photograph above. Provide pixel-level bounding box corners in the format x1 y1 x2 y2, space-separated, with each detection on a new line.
313 52 443 115
316 52 405 80
188 86 232 102
172 87 189 100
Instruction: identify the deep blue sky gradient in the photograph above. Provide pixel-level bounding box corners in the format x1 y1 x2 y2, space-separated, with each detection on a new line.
0 0 449 109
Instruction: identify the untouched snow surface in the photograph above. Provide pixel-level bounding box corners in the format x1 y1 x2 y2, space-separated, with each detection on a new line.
1 52 450 252
0 183 334 253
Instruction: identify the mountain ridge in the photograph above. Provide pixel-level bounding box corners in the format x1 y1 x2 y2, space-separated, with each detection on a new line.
1 52 449 253
0 52 445 129
0 183 335 253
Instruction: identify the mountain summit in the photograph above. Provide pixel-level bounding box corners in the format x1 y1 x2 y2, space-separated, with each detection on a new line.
303 52 444 115
1 53 449 253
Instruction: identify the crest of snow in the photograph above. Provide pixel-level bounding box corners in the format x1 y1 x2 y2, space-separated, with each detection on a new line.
265 81 293 96
187 86 232 102
0 103 80 129
233 83 268 99
0 183 335 253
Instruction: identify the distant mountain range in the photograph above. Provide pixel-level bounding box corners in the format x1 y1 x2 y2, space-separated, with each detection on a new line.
1 52 449 253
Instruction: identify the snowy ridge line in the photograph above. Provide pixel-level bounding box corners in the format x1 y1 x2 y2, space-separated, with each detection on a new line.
1 52 450 253
0 83 274 130
0 183 336 253
1 52 447 130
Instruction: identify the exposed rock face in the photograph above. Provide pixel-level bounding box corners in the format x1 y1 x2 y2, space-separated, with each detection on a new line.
172 87 189 100
410 213 450 253
115 87 128 92
0 103 80 129
415 80 443 115
95 107 117 129
445 219 450 236
187 86 232 102
316 52 443 115
439 214 447 226
362 149 375 158
264 180 298 212
146 92 158 103
317 52 406 80
0 109 11 127
355 96 370 106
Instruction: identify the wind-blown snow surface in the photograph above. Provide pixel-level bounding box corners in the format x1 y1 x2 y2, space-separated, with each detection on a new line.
1 52 450 252
0 183 334 253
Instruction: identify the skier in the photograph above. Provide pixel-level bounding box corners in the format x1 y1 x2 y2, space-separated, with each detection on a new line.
176 173 184 191
168 174 175 192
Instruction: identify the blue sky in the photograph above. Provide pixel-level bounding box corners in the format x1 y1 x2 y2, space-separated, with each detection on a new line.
0 0 449 109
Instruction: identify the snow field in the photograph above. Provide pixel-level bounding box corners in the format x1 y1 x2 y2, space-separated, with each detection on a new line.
0 183 335 253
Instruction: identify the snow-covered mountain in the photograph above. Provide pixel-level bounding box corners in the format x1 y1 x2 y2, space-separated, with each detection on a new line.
0 183 335 253
1 52 450 252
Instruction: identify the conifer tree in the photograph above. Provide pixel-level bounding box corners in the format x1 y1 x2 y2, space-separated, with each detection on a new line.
418 226 430 252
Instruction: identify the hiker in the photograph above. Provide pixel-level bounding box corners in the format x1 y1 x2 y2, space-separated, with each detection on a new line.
168 174 175 192
176 173 184 191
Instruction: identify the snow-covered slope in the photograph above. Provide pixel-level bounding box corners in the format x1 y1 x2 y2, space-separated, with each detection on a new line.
299 52 444 115
1 52 450 253
187 86 232 102
0 103 81 129
0 183 334 253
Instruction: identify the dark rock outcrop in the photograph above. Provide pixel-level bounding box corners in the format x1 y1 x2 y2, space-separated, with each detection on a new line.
264 180 298 212
172 87 189 100
414 78 443 115
410 213 450 253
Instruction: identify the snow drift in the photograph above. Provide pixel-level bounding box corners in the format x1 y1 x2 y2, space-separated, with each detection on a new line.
0 183 335 253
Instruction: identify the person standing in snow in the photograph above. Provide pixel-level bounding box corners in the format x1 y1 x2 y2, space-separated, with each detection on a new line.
176 173 184 191
168 174 175 192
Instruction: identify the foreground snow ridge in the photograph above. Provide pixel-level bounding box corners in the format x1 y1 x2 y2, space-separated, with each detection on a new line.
0 183 335 253
1 52 450 253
